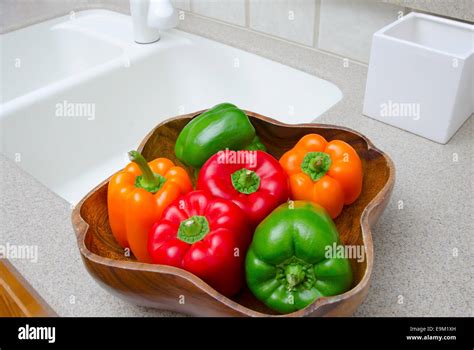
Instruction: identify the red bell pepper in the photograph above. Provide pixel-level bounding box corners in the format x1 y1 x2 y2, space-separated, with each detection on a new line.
197 150 289 227
148 190 251 297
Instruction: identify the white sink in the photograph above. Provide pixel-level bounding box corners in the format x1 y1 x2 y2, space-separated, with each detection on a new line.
0 10 342 204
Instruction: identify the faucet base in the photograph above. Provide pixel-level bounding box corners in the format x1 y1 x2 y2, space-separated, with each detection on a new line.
130 0 178 45
134 36 160 44
130 0 162 45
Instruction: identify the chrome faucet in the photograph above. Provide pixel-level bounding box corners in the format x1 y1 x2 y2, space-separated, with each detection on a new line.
130 0 178 44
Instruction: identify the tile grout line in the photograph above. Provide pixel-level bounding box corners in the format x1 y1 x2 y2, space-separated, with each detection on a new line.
313 0 322 49
245 0 250 28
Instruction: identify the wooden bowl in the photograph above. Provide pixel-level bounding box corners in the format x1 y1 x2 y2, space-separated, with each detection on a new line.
72 110 395 317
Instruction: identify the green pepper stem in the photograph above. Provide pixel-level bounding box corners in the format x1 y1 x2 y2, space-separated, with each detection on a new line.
231 168 261 194
177 216 210 244
128 150 166 193
285 264 306 290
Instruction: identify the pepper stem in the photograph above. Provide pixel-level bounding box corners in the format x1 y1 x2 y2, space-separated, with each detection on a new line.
177 216 210 244
285 264 306 290
310 158 323 170
128 150 166 193
231 168 261 194
301 152 332 181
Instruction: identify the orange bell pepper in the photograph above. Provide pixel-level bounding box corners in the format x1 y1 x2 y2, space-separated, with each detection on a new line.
108 151 192 262
279 134 362 218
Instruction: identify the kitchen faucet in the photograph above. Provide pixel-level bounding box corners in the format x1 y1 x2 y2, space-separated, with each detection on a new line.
130 0 178 44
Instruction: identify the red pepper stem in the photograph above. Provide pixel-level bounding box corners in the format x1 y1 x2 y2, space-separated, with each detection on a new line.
177 216 210 244
128 150 165 193
231 168 261 194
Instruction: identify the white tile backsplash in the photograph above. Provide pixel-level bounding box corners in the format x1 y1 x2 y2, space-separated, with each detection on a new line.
318 0 402 62
249 0 317 46
2 0 422 65
192 0 246 26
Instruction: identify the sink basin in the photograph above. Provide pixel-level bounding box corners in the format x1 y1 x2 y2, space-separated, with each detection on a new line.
0 17 124 103
0 10 342 204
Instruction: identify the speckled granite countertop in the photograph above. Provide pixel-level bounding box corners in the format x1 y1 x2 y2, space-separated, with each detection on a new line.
1 18 473 316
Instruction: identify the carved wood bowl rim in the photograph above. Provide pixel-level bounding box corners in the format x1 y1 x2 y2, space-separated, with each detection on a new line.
72 110 395 317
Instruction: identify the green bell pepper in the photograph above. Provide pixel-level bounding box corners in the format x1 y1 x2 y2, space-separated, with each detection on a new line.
245 201 353 314
175 103 266 168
